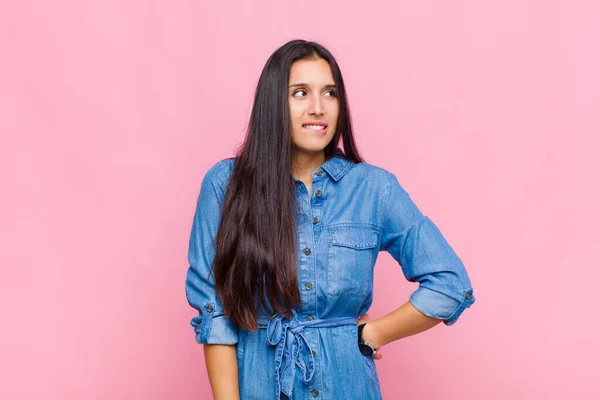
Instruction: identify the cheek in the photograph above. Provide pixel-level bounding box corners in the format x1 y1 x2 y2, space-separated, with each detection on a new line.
288 112 299 130
327 101 339 117
288 98 301 111
289 113 299 125
328 106 339 127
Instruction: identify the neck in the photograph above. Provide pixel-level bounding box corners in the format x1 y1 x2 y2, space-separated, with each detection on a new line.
292 149 326 182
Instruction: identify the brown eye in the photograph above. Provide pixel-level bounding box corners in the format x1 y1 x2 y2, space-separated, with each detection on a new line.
325 90 337 97
292 90 307 97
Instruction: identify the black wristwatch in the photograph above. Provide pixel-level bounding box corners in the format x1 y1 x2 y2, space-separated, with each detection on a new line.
357 323 376 356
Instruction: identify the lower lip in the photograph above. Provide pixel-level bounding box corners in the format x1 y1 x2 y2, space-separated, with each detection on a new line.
303 126 327 134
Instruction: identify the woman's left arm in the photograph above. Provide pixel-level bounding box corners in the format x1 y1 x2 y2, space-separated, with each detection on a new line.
360 301 443 352
369 171 476 350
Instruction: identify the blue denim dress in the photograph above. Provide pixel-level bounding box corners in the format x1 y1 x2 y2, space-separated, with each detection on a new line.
185 148 476 399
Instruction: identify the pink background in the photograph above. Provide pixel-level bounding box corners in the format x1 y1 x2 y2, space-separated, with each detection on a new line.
1 1 599 399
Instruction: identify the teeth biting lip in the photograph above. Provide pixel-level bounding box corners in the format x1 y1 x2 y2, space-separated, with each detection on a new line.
303 123 328 131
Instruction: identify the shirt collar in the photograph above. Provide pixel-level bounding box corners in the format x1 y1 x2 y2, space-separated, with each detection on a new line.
320 147 354 181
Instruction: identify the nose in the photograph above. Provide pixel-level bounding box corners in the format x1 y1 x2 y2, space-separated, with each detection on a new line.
308 95 324 116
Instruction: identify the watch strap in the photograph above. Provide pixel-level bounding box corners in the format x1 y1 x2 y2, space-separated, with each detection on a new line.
357 323 376 356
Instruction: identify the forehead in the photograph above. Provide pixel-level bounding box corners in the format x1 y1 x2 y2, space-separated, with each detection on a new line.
288 58 334 85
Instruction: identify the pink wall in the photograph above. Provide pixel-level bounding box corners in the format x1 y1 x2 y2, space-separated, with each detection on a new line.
1 1 599 399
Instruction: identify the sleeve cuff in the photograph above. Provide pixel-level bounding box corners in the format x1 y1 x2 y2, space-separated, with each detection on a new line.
190 304 239 345
409 286 475 326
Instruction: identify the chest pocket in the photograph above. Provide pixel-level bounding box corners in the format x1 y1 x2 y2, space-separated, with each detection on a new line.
327 225 380 297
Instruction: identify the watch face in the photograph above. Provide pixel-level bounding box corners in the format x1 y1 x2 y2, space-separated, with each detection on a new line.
359 343 374 356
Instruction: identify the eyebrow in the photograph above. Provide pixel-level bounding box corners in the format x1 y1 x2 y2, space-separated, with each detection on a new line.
288 83 337 89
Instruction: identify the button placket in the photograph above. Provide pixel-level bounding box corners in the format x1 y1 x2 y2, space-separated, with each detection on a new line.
297 196 318 335
299 173 322 374
310 178 324 241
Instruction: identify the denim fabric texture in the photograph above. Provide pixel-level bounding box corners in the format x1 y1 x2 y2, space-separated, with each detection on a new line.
185 148 476 399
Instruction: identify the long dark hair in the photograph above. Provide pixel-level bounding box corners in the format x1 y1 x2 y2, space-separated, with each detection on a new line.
212 39 363 330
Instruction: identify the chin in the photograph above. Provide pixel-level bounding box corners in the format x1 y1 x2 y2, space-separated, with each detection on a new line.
293 141 330 154
293 134 335 153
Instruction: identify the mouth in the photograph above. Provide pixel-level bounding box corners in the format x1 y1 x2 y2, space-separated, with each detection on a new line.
302 123 328 134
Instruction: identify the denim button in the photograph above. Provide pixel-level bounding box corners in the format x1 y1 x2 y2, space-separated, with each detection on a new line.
315 190 322 197
465 292 471 300
312 217 319 224
315 169 323 176
304 247 311 255
205 305 213 313
305 282 313 290
307 315 314 321
311 389 319 397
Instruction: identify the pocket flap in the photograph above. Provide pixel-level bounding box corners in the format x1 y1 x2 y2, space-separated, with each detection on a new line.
331 226 379 249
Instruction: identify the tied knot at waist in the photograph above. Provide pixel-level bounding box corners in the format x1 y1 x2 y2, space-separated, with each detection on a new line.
256 312 358 399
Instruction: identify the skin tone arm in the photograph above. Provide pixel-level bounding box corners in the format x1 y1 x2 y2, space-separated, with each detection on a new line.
203 344 240 400
358 301 443 360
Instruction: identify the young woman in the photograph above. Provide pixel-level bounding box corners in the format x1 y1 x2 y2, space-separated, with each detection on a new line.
185 39 476 400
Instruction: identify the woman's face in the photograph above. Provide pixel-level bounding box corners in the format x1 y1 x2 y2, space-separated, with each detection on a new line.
288 57 339 155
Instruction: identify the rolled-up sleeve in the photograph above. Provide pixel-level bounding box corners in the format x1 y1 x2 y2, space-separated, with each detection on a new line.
185 160 239 344
379 171 476 326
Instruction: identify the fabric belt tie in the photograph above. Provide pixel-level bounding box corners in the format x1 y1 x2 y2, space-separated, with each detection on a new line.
256 312 358 399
